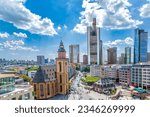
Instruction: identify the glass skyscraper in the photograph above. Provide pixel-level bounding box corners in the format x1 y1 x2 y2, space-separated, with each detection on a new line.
107 47 117 64
125 47 131 64
134 29 148 64
87 18 102 65
69 44 80 63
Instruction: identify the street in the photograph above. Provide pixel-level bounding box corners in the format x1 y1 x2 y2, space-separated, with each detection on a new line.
49 71 109 100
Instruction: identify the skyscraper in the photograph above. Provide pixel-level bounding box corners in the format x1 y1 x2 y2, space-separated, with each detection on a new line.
134 29 148 64
119 53 125 64
69 44 79 63
148 52 150 62
125 47 131 64
107 47 117 64
87 18 102 65
37 55 45 65
83 55 88 65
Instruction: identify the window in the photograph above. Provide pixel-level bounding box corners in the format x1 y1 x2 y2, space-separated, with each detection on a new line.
40 84 44 97
18 95 22 100
47 84 50 95
59 62 62 72
60 75 62 83
60 86 62 92
24 93 30 100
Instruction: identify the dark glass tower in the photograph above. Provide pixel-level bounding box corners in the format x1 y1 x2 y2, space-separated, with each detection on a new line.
125 47 131 64
134 29 148 64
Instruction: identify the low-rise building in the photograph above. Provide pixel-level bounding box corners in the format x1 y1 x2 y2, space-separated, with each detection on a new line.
100 65 118 80
28 71 37 79
131 63 150 90
0 74 34 100
93 78 115 93
119 65 132 86
90 65 100 77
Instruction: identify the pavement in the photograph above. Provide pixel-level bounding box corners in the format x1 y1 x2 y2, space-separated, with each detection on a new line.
49 71 110 100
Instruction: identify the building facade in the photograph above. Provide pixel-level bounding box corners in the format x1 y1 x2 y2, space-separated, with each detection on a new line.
83 55 88 65
32 41 70 99
131 64 150 90
125 47 131 64
107 47 117 64
119 53 125 64
37 55 45 65
134 29 148 64
56 41 69 95
119 65 132 86
148 52 150 62
69 44 79 63
0 74 34 100
87 18 102 65
90 65 100 77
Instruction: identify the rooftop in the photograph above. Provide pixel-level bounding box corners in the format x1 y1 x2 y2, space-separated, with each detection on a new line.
0 74 15 79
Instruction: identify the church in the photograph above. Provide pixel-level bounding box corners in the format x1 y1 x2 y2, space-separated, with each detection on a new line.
32 41 69 99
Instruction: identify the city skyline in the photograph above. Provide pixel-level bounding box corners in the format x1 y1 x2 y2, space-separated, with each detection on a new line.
0 0 150 61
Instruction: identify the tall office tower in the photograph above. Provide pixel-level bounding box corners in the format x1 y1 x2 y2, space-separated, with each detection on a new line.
37 55 45 65
83 55 88 65
69 44 80 63
45 58 49 64
107 47 117 64
87 18 102 65
148 52 150 62
147 52 150 62
56 41 69 94
119 53 125 64
102 46 108 65
125 47 131 64
134 29 148 64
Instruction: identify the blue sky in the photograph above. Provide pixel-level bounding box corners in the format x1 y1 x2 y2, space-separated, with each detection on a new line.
0 0 150 62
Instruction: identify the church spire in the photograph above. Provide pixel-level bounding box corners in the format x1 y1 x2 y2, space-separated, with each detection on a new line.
57 41 66 59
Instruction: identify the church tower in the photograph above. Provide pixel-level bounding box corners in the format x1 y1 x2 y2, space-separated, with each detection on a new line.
56 41 69 94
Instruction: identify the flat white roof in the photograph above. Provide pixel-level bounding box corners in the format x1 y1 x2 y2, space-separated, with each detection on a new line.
0 74 15 79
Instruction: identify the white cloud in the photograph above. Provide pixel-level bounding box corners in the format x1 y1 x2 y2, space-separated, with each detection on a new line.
139 3 150 18
13 32 27 38
57 26 61 30
73 0 142 33
104 37 133 47
1 40 39 51
0 0 57 36
0 32 9 38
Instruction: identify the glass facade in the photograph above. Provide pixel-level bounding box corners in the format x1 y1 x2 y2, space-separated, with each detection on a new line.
69 45 79 63
87 18 102 65
0 77 15 94
134 29 148 63
125 47 131 64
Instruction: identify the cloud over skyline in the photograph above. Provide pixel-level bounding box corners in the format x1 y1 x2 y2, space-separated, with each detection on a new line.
73 0 143 33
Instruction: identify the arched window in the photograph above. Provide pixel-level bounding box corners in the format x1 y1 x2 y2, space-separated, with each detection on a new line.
40 84 44 97
47 84 50 95
59 62 62 72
